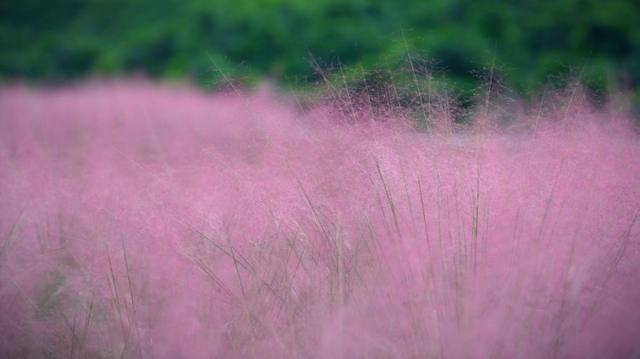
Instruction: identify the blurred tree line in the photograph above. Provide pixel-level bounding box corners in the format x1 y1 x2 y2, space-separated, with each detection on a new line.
1 0 639 101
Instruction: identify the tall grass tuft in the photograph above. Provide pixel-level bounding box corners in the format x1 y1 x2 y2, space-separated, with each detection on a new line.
0 79 639 358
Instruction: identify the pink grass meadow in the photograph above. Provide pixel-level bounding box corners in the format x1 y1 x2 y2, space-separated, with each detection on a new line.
0 80 639 358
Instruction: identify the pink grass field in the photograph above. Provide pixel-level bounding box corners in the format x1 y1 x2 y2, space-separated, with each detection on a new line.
0 80 639 358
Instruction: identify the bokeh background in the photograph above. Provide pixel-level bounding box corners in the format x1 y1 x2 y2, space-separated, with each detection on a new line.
2 0 640 103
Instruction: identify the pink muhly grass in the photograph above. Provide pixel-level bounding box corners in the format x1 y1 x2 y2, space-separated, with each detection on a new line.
0 79 639 358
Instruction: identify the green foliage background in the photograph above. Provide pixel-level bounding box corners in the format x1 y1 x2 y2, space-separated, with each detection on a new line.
2 0 639 99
